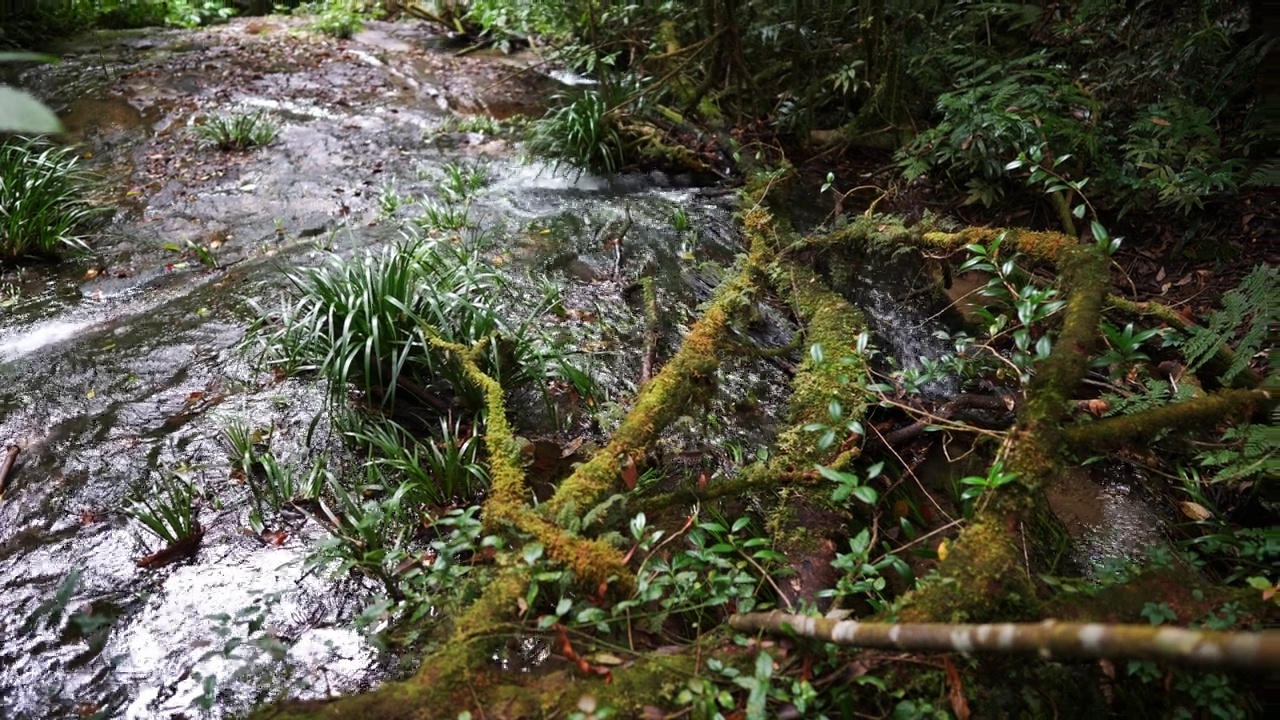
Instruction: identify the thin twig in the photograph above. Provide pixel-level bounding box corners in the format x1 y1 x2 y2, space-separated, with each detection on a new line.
868 423 955 524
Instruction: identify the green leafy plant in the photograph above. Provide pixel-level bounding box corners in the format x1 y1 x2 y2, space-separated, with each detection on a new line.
1092 323 1166 379
307 0 365 39
194 110 279 151
958 460 1019 506
816 460 882 506
955 236 1065 383
165 0 237 28
0 137 97 262
819 526 910 613
898 54 1098 208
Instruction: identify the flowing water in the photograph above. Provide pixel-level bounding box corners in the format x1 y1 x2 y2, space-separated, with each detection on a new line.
0 16 1171 719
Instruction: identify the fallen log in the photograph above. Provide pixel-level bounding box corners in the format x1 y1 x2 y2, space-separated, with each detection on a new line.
730 611 1280 671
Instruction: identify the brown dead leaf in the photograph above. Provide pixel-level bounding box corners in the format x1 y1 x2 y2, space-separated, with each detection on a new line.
561 436 586 458
620 454 638 490
944 656 971 720
1155 266 1166 282
1151 117 1171 126
1178 501 1213 521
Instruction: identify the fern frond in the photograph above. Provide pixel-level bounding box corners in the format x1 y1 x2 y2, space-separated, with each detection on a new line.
1197 423 1276 483
1181 265 1277 383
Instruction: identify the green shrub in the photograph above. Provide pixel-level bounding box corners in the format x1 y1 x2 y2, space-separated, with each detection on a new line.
193 110 279 151
0 137 96 263
307 0 364 39
165 0 237 29
897 55 1098 208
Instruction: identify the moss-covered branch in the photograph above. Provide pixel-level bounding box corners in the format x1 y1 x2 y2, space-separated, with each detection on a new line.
1063 388 1271 456
545 205 783 519
730 612 1280 670
432 335 633 593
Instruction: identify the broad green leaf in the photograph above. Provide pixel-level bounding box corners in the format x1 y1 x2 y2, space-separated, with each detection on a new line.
851 485 879 505
0 86 62 133
815 464 857 485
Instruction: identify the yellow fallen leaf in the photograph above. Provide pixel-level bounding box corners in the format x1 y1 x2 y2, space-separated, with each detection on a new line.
1178 501 1213 521
937 539 949 562
588 652 626 666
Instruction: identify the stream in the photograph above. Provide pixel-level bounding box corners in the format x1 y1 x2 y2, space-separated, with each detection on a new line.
0 15 1172 719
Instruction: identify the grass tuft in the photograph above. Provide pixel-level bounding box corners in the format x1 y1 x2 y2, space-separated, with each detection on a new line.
248 234 555 413
528 90 624 175
125 469 201 547
194 110 279 151
0 137 96 263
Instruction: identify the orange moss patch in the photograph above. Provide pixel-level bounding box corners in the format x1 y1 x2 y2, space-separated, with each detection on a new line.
920 227 1077 265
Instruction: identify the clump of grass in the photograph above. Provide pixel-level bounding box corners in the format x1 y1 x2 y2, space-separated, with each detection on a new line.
248 234 552 413
528 90 624 175
439 115 505 136
414 198 472 232
347 415 488 506
194 110 279 151
0 137 96 263
439 160 490 201
125 470 202 548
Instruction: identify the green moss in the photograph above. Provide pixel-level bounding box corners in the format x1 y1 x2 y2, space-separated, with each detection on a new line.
768 260 869 461
898 518 1037 623
1063 388 1269 456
